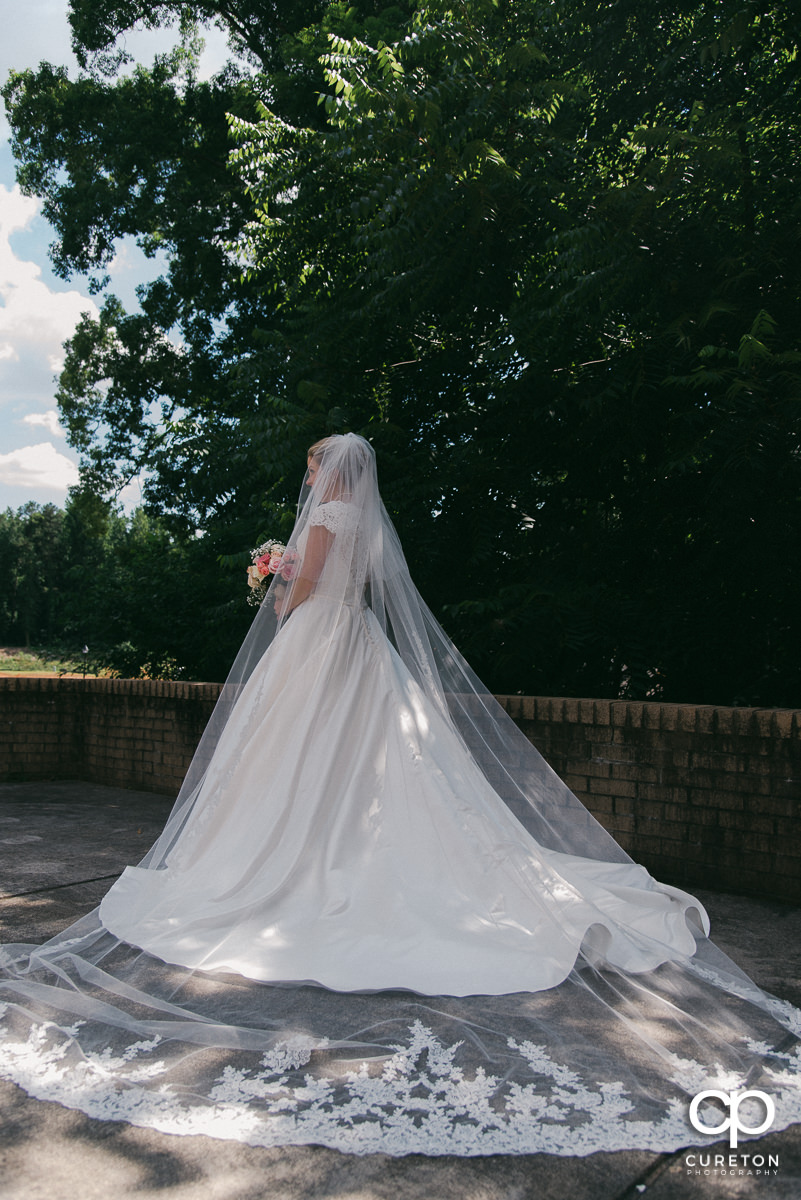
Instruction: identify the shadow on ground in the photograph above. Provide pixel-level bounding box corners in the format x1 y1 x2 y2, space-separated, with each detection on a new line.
1 781 800 1199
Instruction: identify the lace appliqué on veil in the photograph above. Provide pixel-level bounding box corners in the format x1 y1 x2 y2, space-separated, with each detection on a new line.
3 1007 801 1157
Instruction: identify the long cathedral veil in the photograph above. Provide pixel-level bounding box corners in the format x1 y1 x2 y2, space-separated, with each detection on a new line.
1 432 800 1156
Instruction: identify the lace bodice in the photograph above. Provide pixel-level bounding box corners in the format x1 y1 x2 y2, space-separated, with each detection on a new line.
297 500 364 603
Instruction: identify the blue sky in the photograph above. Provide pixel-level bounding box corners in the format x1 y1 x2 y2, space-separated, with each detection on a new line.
0 0 233 513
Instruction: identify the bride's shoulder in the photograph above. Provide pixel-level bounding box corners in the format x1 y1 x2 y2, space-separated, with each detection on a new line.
308 500 354 533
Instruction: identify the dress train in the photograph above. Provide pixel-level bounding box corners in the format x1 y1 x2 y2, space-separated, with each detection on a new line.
101 594 708 994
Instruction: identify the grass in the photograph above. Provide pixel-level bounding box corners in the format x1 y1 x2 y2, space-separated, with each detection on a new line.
0 647 100 676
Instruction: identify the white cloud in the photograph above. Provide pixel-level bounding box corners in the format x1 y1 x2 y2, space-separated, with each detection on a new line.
22 409 64 437
0 441 79 491
0 177 38 235
0 184 99 369
118 474 148 512
107 242 134 274
0 4 238 512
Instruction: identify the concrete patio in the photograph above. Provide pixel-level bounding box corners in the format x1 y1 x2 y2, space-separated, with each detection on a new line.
1 780 800 1199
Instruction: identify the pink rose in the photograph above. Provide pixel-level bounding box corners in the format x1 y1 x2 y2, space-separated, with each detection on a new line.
268 554 283 573
280 549 300 580
256 553 273 576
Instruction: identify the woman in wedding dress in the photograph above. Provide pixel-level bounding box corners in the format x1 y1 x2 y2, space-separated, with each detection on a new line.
2 432 801 1156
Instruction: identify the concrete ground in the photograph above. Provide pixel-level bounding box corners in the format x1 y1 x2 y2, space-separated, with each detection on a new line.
0 780 799 1200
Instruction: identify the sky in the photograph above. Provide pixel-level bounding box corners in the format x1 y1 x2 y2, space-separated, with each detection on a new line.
0 0 234 513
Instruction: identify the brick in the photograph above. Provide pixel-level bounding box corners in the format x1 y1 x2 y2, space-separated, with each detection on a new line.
642 820 689 843
637 782 684 803
635 798 666 820
605 814 636 835
588 777 636 798
726 707 752 735
740 755 773 775
753 709 775 737
775 815 801 839
611 763 659 783
584 793 614 814
629 832 668 857
634 701 659 728
770 777 801 801
686 767 733 791
695 707 716 735
661 758 690 777
712 708 734 736
651 853 693 880
657 700 676 729
588 740 621 759
677 706 698 733
691 790 745 811
722 773 771 795
680 839 722 865
2 681 800 904
584 759 611 778
773 709 795 738
716 809 775 834
771 854 801 878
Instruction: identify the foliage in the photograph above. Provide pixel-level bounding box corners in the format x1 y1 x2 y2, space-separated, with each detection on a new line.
226 0 801 703
0 503 70 647
0 498 250 679
2 0 799 701
0 647 97 675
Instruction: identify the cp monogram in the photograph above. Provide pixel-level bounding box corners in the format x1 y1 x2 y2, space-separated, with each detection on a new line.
689 1089 776 1148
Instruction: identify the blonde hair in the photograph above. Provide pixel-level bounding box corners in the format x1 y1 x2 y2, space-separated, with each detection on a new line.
307 436 336 460
307 433 371 480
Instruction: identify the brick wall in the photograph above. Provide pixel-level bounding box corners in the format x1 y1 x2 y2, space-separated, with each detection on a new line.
0 677 220 796
498 696 800 903
1 677 799 902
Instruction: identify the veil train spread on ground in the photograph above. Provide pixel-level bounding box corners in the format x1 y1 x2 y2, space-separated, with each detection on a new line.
1 433 800 1156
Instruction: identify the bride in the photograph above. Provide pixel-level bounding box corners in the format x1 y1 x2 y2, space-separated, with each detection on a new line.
1 432 800 1156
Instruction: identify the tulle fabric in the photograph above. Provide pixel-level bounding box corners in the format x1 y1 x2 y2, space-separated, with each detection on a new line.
1 433 801 1156
96 592 707 993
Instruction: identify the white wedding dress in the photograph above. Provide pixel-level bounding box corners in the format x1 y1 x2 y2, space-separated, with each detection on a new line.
3 436 801 1157
100 500 707 994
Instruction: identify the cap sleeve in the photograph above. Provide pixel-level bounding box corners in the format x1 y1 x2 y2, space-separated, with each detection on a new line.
308 501 350 535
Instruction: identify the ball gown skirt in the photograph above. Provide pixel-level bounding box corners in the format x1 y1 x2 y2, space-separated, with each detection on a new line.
2 591 801 1156
99 595 708 992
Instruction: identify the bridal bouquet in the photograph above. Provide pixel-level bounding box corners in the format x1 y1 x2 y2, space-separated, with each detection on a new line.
246 539 299 606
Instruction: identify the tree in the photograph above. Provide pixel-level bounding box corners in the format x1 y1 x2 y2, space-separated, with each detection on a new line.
0 503 70 646
229 0 801 702
3 0 799 699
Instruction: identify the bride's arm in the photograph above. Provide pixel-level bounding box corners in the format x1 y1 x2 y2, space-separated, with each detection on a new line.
274 524 334 616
